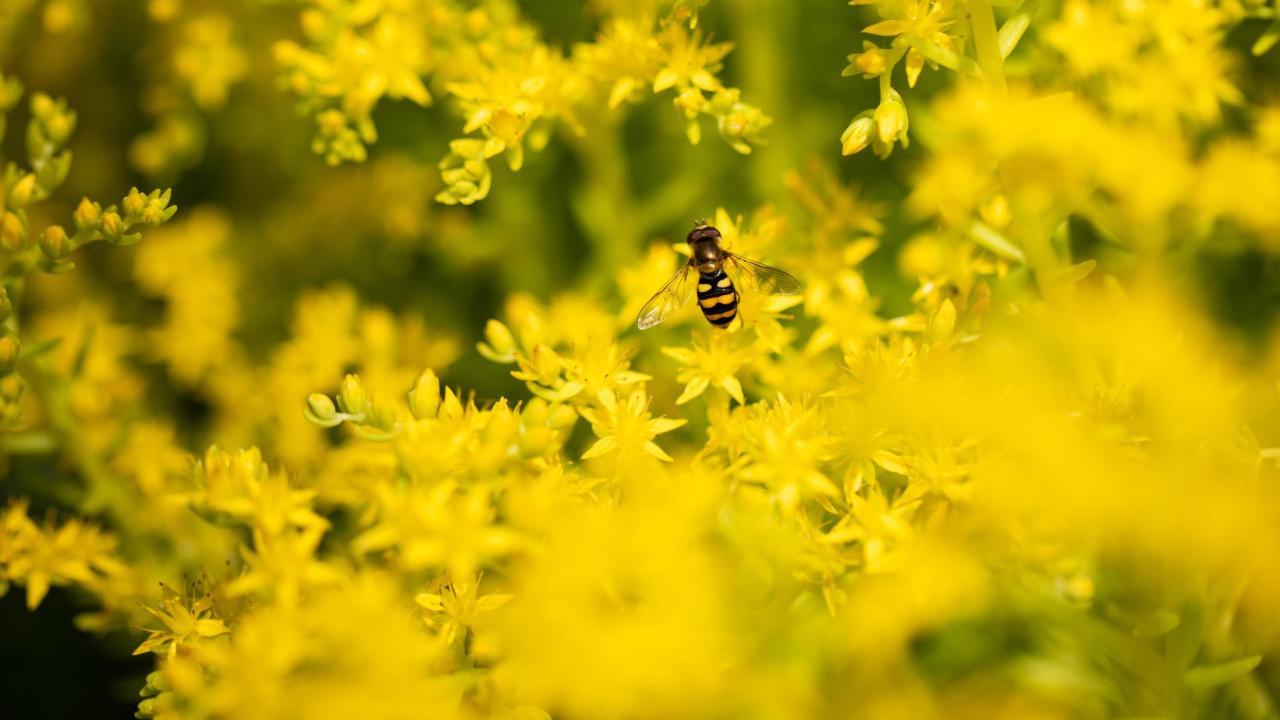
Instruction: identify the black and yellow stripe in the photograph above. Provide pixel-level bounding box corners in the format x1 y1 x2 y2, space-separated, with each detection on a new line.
696 268 738 327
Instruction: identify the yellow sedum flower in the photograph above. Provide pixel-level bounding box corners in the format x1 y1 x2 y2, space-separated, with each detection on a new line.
415 573 513 647
580 386 686 462
662 328 756 404
133 583 229 659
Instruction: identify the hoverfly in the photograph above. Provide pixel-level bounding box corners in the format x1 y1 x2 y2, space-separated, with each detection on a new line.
636 222 801 330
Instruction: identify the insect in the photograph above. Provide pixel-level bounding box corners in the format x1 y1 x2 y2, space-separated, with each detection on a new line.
636 222 800 330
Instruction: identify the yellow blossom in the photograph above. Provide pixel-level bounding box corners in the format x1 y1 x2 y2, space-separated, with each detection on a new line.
661 328 756 404
580 386 686 462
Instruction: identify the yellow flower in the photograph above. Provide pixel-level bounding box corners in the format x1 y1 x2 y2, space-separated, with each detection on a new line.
580 387 685 462
823 480 924 574
662 328 756 404
133 583 229 658
415 573 512 647
862 0 959 56
0 501 124 609
190 446 328 536
226 527 343 607
651 23 730 95
353 482 522 579
735 396 839 510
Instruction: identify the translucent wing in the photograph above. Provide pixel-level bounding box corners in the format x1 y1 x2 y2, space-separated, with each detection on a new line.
636 262 696 330
724 252 801 295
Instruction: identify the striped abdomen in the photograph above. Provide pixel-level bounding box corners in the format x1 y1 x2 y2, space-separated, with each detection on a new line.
697 268 738 327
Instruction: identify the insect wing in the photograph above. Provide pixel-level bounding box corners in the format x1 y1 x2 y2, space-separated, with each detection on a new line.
724 252 801 296
636 262 696 330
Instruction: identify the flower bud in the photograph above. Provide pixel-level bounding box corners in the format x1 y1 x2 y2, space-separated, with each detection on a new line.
548 403 578 429
841 115 874 156
141 203 174 227
8 174 36 207
0 336 19 373
529 344 561 384
337 374 368 415
0 373 25 402
874 92 908 146
74 198 102 231
484 320 516 354
144 670 168 694
29 92 54 120
306 393 338 423
40 225 70 260
44 111 74 146
855 47 886 76
409 368 441 419
122 187 147 218
99 211 124 241
1 212 26 251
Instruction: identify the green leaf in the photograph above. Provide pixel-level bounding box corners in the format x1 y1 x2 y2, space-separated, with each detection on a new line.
909 37 982 77
1253 20 1280 56
998 0 1040 59
1052 259 1097 285
1185 655 1261 689
1165 603 1202 671
20 336 61 357
70 322 96 378
1132 609 1179 638
968 221 1027 264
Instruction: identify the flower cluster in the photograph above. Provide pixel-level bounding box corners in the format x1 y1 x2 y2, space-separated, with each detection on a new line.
2 1 1280 719
272 0 768 204
0 74 176 428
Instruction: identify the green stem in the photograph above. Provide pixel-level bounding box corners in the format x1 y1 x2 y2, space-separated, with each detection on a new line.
28 359 121 518
969 0 1007 98
879 47 909 102
970 0 1067 297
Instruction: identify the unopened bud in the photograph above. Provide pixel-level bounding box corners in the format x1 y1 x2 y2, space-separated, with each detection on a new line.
0 373 25 402
841 115 874 156
0 336 19 373
99 211 124 241
29 93 54 120
409 369 441 419
122 187 147 218
1 212 26 251
40 225 70 260
44 111 74 146
306 393 337 423
856 47 886 76
73 198 102 231
337 374 368 415
483 320 517 354
9 174 35 207
874 92 908 145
